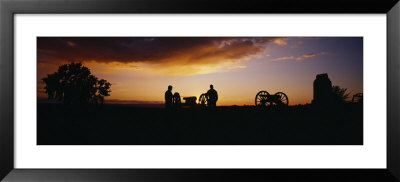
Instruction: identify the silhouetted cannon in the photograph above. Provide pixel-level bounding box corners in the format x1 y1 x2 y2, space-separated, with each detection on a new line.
255 90 289 107
171 92 198 108
183 96 197 107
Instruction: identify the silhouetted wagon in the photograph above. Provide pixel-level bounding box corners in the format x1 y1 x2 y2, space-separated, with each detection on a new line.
255 90 289 107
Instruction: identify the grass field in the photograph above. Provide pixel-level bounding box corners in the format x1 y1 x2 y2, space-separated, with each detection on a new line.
37 103 363 145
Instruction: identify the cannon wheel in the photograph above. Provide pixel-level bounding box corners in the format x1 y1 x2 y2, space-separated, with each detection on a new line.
172 92 181 107
199 93 207 105
274 92 289 106
255 90 270 106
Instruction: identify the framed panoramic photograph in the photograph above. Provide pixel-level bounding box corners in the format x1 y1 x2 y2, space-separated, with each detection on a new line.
1 0 400 181
36 36 364 145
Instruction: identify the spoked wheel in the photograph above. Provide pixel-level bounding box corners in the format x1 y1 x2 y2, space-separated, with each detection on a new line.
255 91 270 106
198 93 207 106
173 92 181 107
274 92 289 106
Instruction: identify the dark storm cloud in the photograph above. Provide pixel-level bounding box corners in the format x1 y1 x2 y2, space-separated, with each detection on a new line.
37 37 287 65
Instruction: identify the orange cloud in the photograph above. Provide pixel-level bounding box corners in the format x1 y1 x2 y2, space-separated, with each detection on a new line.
296 52 326 61
272 38 288 45
37 37 288 75
66 41 76 47
271 56 295 61
271 52 326 62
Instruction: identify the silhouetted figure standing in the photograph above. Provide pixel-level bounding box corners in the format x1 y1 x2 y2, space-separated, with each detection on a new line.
165 85 173 109
206 84 218 107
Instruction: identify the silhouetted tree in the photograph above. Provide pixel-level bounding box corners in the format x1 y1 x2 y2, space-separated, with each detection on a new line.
332 85 350 104
42 62 111 104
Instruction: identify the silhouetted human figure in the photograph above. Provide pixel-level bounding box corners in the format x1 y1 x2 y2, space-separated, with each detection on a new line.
206 84 218 107
165 85 173 109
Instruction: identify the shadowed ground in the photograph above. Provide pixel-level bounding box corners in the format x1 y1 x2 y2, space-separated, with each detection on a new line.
37 103 362 145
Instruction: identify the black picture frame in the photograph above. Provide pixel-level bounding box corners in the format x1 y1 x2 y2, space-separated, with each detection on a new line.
1 0 399 181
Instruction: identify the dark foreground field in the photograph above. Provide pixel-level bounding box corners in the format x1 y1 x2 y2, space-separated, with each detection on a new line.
37 103 362 145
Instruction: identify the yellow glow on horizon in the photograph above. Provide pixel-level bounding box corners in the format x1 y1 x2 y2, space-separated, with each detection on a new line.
36 60 322 106
37 37 363 106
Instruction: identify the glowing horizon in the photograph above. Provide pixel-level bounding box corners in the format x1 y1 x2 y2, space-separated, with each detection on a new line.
37 37 363 106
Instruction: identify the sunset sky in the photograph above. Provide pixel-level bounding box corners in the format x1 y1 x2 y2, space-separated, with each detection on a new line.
37 37 363 106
